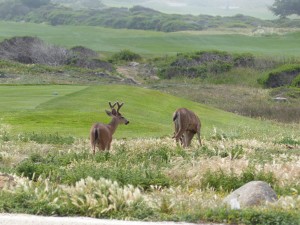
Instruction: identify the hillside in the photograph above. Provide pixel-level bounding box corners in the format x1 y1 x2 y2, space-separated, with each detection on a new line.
0 1 299 32
58 0 276 19
2 85 297 139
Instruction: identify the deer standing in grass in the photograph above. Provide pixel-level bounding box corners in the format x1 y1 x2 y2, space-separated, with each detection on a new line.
90 102 129 154
173 108 202 147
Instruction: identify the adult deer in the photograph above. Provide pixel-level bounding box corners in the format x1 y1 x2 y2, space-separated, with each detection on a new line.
172 108 202 147
90 102 129 154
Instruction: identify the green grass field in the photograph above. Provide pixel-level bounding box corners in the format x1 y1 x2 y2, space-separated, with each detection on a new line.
1 85 299 140
1 21 300 57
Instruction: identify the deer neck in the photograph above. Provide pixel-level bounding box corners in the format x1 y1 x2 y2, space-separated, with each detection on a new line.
108 117 119 134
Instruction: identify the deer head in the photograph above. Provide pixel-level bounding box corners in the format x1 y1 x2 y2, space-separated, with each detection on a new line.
90 101 129 154
105 102 129 125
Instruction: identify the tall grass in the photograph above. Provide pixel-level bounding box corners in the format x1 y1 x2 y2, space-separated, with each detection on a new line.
0 130 299 223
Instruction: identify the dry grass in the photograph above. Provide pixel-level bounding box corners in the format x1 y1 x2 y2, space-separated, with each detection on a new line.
1 122 300 221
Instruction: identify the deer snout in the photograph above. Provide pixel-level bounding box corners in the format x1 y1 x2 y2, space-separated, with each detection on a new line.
125 120 129 125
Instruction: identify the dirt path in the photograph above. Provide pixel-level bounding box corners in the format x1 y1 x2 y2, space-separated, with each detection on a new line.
116 65 141 85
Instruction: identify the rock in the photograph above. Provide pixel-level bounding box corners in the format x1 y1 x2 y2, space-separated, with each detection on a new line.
0 174 16 189
129 62 139 67
223 181 278 209
273 97 288 102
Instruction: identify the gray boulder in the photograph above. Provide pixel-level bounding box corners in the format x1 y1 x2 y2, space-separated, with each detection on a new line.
223 181 278 209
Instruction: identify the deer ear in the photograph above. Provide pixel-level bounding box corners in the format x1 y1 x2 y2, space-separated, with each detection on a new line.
105 110 112 116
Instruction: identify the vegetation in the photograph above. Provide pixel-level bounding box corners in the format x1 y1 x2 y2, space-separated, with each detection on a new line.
0 127 299 223
260 64 300 88
0 4 299 223
270 0 300 17
3 84 293 138
1 22 300 57
0 32 299 123
0 1 300 32
110 49 141 62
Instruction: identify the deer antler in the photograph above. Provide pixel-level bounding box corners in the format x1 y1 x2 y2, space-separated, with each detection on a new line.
116 102 124 113
109 102 117 109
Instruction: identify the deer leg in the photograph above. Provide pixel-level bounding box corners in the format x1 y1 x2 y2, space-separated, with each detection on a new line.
196 131 202 146
98 142 105 151
174 129 185 146
184 131 194 147
107 141 112 151
92 144 96 155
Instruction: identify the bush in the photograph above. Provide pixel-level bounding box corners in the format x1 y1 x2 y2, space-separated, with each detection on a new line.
201 166 277 192
111 49 141 62
157 51 247 79
261 64 300 88
0 36 72 66
291 75 300 87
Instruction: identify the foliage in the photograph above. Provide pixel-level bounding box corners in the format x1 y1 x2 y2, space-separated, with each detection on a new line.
16 145 171 189
201 166 277 192
270 0 300 17
110 49 141 62
156 51 257 79
291 75 300 87
0 36 113 71
259 64 300 88
1 21 300 57
19 132 75 144
203 208 300 225
0 1 299 32
0 135 300 223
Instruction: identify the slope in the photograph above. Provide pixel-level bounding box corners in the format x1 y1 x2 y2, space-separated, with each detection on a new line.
1 85 298 139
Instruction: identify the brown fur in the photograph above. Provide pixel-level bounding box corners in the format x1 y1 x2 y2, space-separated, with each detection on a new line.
173 108 202 147
90 102 129 154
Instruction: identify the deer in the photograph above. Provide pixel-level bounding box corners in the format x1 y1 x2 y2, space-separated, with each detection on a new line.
90 101 129 154
172 108 202 148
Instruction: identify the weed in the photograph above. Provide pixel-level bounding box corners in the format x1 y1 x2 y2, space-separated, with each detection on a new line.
201 166 277 192
19 132 75 145
277 137 300 146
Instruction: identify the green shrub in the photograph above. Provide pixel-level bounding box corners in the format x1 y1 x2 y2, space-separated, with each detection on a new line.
201 166 277 192
111 49 141 62
291 74 300 87
277 136 300 146
15 148 171 189
261 64 300 88
19 132 75 145
203 207 300 225
233 53 255 67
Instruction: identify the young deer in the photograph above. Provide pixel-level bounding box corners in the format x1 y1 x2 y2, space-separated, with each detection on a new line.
172 108 202 147
90 102 129 154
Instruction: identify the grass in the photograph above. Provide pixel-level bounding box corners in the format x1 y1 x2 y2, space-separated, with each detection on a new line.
0 135 299 223
0 84 299 224
1 21 300 57
1 85 299 140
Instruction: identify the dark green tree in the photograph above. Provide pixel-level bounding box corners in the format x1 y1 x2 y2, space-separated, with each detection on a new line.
270 0 300 17
20 0 50 8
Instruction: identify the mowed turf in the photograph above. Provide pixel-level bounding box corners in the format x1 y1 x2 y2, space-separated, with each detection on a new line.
1 21 300 57
1 85 299 140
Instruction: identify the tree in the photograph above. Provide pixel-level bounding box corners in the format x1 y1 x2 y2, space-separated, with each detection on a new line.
270 0 300 17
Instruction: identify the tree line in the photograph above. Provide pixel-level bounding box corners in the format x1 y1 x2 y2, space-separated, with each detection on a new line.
0 0 299 32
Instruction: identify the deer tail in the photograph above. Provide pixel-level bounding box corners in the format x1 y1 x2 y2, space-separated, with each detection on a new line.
91 126 99 154
173 111 178 121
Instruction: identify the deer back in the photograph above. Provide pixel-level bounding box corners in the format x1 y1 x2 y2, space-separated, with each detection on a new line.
173 108 200 133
